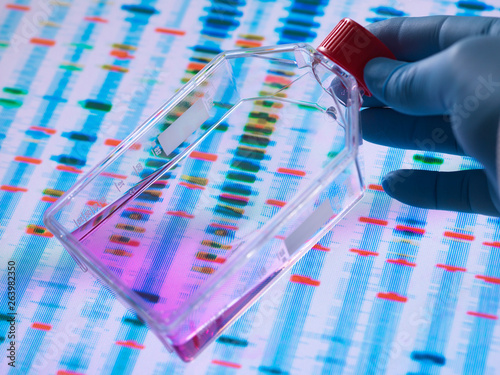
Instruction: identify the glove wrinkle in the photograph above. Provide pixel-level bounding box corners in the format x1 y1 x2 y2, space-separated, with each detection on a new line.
436 16 450 52
482 17 500 37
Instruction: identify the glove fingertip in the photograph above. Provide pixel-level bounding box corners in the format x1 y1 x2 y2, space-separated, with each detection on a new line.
381 170 399 196
363 58 408 104
363 57 391 97
381 170 421 206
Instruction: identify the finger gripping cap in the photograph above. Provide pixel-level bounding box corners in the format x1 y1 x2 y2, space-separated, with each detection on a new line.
317 18 395 96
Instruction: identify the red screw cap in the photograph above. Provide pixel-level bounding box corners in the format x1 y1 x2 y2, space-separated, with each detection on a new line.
317 18 396 97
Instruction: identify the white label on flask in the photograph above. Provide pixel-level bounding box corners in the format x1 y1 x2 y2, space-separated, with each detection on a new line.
284 199 335 256
156 98 210 157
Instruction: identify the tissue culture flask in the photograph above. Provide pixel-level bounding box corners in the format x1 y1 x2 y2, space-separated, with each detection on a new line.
44 43 364 361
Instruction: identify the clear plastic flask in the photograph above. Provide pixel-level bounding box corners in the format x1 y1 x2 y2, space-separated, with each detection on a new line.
44 18 394 361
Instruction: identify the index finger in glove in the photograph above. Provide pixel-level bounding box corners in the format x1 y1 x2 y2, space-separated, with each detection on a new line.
366 15 500 62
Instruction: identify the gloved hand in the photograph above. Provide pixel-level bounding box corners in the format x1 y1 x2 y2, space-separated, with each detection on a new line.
361 15 500 216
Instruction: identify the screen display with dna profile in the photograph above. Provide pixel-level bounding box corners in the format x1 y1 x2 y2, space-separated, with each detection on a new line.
0 0 498 374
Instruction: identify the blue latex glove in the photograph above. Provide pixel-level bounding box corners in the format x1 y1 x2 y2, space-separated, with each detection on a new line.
361 16 500 216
